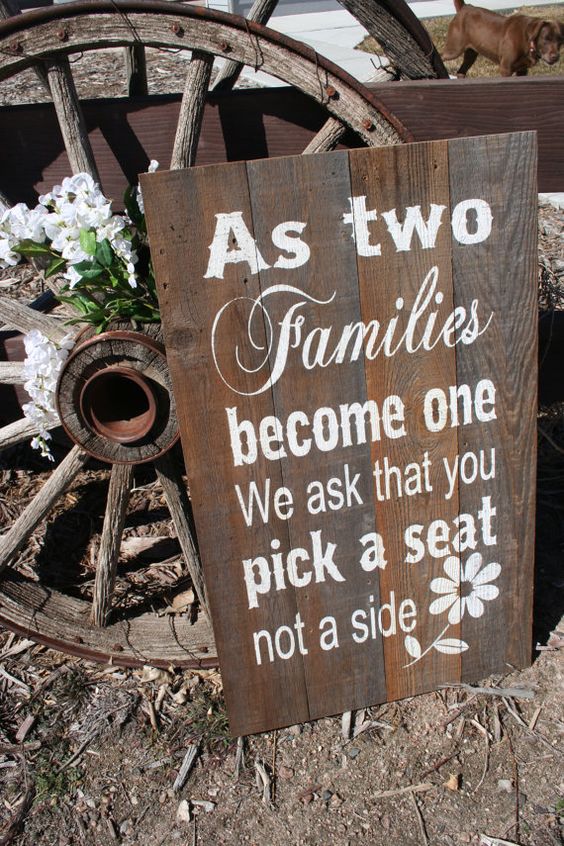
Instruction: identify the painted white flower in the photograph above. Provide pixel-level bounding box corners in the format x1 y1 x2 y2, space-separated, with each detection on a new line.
429 553 500 625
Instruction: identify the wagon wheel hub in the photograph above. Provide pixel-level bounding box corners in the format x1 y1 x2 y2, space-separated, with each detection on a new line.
56 329 179 464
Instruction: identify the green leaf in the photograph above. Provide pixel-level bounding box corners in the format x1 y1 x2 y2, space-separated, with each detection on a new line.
71 260 104 281
79 228 97 256
45 257 67 278
13 240 53 257
95 238 113 268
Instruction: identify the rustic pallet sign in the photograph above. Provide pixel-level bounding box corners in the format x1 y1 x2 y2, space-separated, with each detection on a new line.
142 132 537 736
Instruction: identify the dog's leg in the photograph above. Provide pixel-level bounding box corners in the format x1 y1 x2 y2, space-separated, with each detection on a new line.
456 48 478 76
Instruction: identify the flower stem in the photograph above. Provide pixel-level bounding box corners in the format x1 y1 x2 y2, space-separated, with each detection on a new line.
403 624 451 668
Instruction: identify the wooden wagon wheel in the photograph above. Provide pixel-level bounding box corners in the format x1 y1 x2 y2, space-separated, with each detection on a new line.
0 0 444 668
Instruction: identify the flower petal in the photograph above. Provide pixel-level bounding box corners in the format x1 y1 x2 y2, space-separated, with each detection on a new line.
473 584 499 601
430 578 457 595
472 561 501 586
463 551 483 583
448 597 463 624
429 594 457 616
443 556 461 585
465 593 485 618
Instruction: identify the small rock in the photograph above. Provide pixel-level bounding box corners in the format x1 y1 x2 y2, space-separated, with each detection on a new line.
288 725 302 736
330 793 344 809
191 800 216 813
322 790 333 802
278 765 294 780
119 819 133 836
497 778 513 793
176 799 192 824
347 747 361 760
444 773 461 792
301 792 314 805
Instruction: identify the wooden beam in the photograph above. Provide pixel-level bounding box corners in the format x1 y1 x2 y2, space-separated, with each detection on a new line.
1 77 562 206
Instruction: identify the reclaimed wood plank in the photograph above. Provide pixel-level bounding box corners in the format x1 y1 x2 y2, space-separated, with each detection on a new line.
348 141 461 700
141 163 311 735
2 78 562 207
245 151 387 719
448 132 537 679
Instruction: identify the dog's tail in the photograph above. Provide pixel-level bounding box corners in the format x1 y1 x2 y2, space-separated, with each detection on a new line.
454 0 465 10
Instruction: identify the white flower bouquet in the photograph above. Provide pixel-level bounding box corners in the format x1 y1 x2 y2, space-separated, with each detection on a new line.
0 165 160 459
0 165 160 330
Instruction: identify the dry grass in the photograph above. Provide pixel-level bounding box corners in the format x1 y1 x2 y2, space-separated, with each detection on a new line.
358 4 564 77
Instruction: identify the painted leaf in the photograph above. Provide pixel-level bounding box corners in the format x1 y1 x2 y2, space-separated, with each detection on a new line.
404 635 421 659
434 638 469 654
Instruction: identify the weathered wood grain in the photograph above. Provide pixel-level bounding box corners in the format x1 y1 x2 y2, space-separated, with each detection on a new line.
336 0 448 79
124 43 147 97
91 463 134 627
0 570 216 667
170 50 214 171
349 142 461 700
154 450 210 619
44 58 100 182
0 4 406 150
142 134 537 734
0 445 89 573
0 416 40 450
2 77 562 210
56 330 179 465
0 361 24 383
142 162 311 736
0 295 70 343
448 133 538 679
302 117 347 155
246 151 387 719
212 0 279 92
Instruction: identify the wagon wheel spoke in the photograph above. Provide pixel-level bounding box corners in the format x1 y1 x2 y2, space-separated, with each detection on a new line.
303 116 347 154
154 451 210 619
0 361 24 383
124 42 148 96
45 58 100 182
0 295 70 343
170 50 215 171
91 463 134 627
336 0 448 79
212 0 279 92
0 417 43 451
0 445 89 574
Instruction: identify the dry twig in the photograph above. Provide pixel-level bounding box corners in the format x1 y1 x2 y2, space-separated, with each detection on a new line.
373 782 434 799
410 791 429 846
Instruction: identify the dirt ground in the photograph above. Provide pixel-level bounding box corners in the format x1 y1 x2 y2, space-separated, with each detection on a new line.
0 17 563 846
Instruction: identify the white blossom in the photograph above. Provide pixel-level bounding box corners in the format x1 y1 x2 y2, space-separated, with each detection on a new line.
22 330 75 461
136 159 159 214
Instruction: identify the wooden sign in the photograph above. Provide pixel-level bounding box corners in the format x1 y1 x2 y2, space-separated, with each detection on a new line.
142 133 537 736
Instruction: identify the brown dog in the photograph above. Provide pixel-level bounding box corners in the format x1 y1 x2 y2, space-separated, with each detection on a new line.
442 0 563 76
